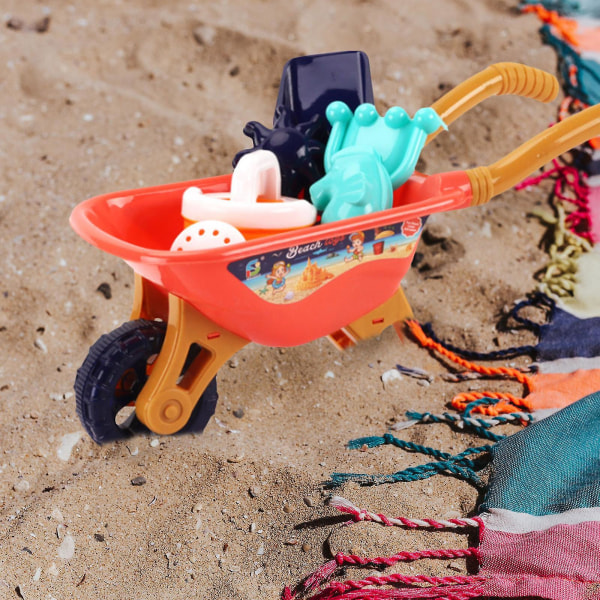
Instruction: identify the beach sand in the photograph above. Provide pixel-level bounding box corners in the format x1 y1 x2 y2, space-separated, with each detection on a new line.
0 2 559 598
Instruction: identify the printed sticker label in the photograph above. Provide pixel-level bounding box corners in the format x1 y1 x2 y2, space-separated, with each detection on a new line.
227 218 423 304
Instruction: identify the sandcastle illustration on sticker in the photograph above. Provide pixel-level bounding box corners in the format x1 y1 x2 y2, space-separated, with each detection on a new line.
227 217 423 305
296 258 335 291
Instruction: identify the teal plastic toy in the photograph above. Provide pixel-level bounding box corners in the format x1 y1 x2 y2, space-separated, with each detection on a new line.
310 101 446 223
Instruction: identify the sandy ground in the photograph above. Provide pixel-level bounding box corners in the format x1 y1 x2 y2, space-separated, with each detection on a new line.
0 1 561 599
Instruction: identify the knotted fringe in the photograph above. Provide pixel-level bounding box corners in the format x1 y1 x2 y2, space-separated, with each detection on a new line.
394 410 533 432
517 156 593 297
282 546 483 600
328 496 482 530
290 580 486 600
327 433 492 487
419 292 554 362
521 4 579 45
420 322 536 361
347 433 456 457
406 319 535 416
397 411 510 442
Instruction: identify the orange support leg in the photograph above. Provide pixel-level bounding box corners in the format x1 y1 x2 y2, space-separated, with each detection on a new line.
133 290 249 435
327 286 413 350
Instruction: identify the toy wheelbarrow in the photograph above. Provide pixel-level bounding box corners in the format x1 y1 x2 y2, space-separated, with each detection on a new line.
70 62 600 444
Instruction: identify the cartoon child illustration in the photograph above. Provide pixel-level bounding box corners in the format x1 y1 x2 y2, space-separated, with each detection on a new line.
246 259 261 279
345 231 365 262
265 261 291 294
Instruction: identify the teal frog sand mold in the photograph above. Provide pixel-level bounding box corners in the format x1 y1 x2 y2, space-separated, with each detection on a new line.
310 101 446 223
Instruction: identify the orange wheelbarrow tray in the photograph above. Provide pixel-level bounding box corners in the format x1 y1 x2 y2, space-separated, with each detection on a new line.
69 64 600 443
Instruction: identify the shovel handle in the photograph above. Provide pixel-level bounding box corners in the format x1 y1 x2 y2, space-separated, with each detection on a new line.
427 62 559 144
466 103 600 206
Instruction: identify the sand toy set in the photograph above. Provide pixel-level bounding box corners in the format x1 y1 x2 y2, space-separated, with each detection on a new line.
70 51 600 444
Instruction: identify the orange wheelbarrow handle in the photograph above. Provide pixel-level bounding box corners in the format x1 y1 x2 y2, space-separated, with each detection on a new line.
427 62 559 145
467 102 600 205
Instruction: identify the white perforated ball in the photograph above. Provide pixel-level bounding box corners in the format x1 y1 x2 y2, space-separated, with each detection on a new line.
171 220 245 251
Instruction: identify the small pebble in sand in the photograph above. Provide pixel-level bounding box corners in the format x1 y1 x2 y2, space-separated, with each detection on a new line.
6 17 25 30
282 504 295 514
130 476 146 486
284 538 299 545
13 479 30 492
248 486 261 498
232 408 244 418
58 535 75 560
257 544 265 555
94 533 105 542
228 454 245 463
192 502 203 513
192 24 216 45
301 543 311 552
249 523 257 533
303 496 315 507
150 438 160 447
57 432 83 461
447 561 463 572
324 371 335 379
480 221 492 238
33 16 51 33
34 337 48 353
96 282 112 299
381 369 402 389
32 567 42 582
51 508 63 522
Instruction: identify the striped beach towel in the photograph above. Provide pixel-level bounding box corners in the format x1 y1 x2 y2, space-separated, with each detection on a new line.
286 390 600 600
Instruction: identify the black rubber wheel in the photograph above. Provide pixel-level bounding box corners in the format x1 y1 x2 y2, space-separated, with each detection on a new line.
75 319 218 444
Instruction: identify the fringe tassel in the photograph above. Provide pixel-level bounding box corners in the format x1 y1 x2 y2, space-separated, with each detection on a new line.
406 319 535 416
284 547 483 600
328 443 491 488
328 496 482 530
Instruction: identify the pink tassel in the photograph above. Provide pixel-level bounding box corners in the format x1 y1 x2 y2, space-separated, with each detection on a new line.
293 549 480 599
516 158 593 241
282 586 295 600
303 559 339 593
328 496 481 530
305 582 484 600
